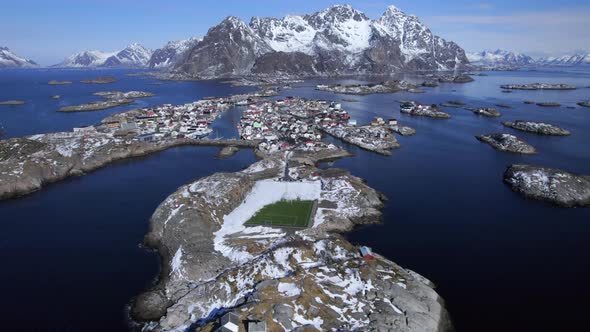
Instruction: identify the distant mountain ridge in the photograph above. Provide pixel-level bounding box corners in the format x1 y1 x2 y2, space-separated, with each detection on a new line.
467 49 534 68
536 52 590 66
0 47 39 68
172 4 470 78
55 43 152 68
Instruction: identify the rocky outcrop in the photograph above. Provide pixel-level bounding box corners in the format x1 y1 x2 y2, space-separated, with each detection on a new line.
172 5 469 78
465 107 502 117
503 121 571 136
390 124 416 136
132 153 451 331
504 164 590 207
476 133 536 154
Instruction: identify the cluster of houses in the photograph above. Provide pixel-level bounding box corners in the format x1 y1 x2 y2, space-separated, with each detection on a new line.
79 94 267 142
238 97 342 153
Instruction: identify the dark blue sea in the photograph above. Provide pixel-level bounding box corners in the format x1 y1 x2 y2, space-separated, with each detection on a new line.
1 68 589 331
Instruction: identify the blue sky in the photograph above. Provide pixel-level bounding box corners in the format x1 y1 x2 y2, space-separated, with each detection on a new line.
2 0 589 65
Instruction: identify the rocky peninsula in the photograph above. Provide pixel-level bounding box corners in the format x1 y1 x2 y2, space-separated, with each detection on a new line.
58 91 154 112
500 83 576 90
504 164 590 207
476 134 536 154
0 132 257 200
131 151 451 332
503 121 571 136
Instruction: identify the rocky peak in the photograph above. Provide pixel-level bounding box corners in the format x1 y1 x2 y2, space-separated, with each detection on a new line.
305 4 369 29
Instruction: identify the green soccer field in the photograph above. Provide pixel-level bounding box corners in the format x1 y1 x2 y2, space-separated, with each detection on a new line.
245 200 315 228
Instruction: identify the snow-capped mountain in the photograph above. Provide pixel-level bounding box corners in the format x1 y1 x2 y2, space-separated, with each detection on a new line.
174 5 469 78
148 37 201 68
54 50 116 68
54 43 152 68
0 47 39 68
103 43 152 67
537 52 590 66
467 49 534 67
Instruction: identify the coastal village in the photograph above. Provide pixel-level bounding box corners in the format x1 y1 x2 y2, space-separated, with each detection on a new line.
60 90 403 156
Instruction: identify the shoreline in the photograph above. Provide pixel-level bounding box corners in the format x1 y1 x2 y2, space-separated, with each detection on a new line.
0 136 258 201
132 149 452 331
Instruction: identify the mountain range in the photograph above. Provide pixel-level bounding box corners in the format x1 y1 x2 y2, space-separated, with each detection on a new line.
467 49 535 68
0 47 39 68
53 43 153 68
172 5 470 78
468 49 590 68
2 4 589 73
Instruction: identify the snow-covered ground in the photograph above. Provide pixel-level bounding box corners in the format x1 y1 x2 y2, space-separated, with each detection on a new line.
214 180 321 262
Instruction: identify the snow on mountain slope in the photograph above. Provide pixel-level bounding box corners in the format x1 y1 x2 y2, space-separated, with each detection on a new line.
467 49 535 67
174 4 469 78
148 37 201 68
55 43 151 68
0 47 39 68
537 52 590 66
54 50 117 68
103 43 152 67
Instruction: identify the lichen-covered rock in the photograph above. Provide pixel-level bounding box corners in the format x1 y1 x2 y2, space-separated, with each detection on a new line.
503 121 571 136
476 133 536 154
504 164 590 207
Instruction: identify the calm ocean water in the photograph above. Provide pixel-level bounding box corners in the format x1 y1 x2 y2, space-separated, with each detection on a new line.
1 68 589 331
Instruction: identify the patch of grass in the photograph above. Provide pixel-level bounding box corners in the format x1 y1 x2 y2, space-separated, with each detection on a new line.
246 200 314 228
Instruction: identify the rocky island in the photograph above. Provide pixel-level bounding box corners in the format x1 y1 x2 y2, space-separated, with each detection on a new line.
316 81 418 95
500 83 576 90
476 134 536 154
577 101 590 108
131 151 451 331
400 101 451 119
0 100 25 105
464 107 502 117
80 76 117 84
504 164 590 207
58 91 154 112
503 121 571 136
536 102 561 107
48 80 72 85
321 125 400 155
